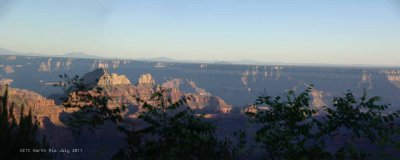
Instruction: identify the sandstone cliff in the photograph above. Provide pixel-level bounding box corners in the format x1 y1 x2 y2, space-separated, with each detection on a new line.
74 69 232 114
138 73 156 86
0 84 63 126
98 73 131 86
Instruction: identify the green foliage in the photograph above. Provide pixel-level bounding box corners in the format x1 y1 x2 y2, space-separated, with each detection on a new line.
0 85 49 160
113 89 244 160
247 86 400 160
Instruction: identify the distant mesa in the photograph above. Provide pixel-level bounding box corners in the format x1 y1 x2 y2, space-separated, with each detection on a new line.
213 61 232 65
60 52 102 59
0 47 43 56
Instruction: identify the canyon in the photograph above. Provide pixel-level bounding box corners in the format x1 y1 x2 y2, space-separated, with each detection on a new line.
0 54 399 159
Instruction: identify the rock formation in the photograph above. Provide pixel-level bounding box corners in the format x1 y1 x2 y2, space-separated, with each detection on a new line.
75 69 232 114
3 65 14 74
311 88 326 108
65 58 73 70
81 68 131 88
98 73 131 86
0 85 63 126
138 73 155 86
6 56 16 60
358 70 372 89
38 58 52 72
384 70 400 89
90 59 121 70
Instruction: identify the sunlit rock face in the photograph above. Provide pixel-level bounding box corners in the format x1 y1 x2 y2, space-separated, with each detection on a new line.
3 65 14 74
90 59 122 70
311 88 326 108
75 69 232 114
80 68 130 87
384 70 400 90
0 55 399 111
0 84 62 126
135 73 156 102
54 58 73 71
137 73 155 86
38 58 52 72
98 73 131 86
162 79 232 113
358 70 372 89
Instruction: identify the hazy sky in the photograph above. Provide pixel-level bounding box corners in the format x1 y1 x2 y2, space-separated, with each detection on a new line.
0 0 399 65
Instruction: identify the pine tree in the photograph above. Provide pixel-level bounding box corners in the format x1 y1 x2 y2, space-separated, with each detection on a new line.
0 85 49 160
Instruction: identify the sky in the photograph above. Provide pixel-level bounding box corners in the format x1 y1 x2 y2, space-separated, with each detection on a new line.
0 0 399 66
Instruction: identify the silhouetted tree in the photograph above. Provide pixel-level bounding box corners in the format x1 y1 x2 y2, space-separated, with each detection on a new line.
113 89 245 160
247 86 400 160
322 89 400 159
56 74 126 134
0 85 49 160
57 75 244 160
246 86 331 159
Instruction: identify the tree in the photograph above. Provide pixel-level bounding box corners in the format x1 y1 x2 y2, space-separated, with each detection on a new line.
57 75 244 160
247 86 400 160
56 74 126 134
246 86 330 160
322 90 400 159
113 89 244 160
0 85 49 160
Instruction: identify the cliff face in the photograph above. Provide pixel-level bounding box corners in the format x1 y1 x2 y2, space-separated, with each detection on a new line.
98 73 131 86
38 58 52 72
137 73 156 86
0 85 63 126
384 70 400 90
163 79 231 113
75 69 232 114
54 58 73 71
81 68 131 87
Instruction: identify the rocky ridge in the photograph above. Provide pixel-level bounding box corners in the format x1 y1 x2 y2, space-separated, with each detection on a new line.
0 84 63 126
79 68 232 114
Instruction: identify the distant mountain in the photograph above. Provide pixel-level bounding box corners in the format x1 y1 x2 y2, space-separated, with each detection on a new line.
0 47 43 56
213 61 232 65
136 57 180 62
1 47 398 68
0 47 102 59
57 52 102 59
232 59 274 65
